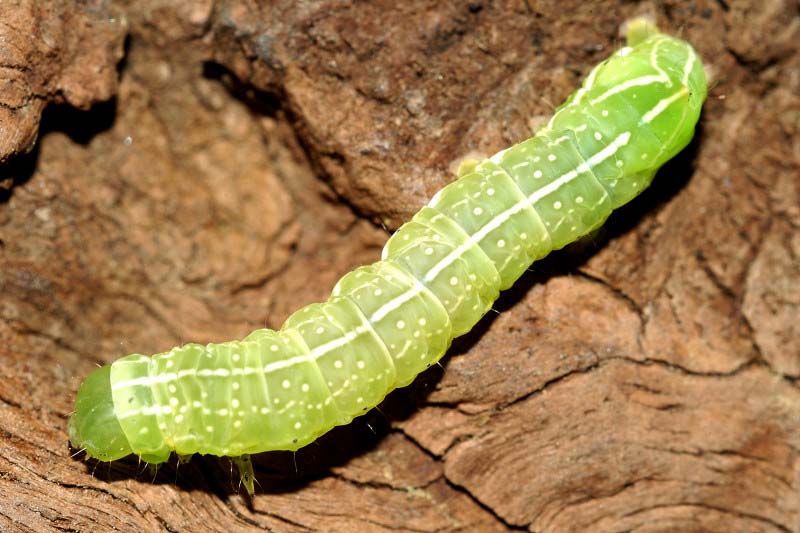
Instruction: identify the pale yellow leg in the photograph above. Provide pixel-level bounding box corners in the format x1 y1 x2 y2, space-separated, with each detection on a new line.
456 158 481 177
232 454 255 496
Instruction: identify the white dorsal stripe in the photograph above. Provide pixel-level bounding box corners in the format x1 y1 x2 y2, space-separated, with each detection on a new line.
545 58 604 131
682 49 695 85
650 38 671 85
589 74 668 105
424 132 631 283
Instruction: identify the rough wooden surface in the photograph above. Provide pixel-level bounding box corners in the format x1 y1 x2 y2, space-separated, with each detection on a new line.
1 1 798 531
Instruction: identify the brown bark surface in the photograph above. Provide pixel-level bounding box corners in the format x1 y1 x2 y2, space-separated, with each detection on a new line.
1 1 798 531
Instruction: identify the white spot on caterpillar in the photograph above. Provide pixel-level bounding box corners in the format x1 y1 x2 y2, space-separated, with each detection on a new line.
282 380 291 389
473 207 483 216
534 170 543 178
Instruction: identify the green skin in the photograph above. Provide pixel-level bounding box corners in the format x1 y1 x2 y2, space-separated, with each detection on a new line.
69 19 707 494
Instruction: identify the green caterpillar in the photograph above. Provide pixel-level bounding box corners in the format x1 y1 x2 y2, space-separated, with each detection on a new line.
69 19 707 495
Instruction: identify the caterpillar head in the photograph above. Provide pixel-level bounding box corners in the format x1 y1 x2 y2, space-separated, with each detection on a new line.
621 19 708 170
69 365 133 461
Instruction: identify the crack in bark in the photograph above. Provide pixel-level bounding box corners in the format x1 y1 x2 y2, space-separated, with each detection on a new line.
621 501 792 533
436 472 529 532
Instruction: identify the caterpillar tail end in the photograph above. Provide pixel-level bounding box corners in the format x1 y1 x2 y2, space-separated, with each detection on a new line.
69 365 133 462
233 454 255 496
622 16 660 47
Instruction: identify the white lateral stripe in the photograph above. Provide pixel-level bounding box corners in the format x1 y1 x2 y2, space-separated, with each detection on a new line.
370 280 422 322
529 131 631 203
114 367 237 390
424 132 631 283
113 133 633 394
112 326 370 391
262 325 370 373
642 87 688 123
117 404 176 419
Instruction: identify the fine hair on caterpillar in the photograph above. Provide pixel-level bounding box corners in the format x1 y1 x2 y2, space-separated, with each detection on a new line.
69 17 707 496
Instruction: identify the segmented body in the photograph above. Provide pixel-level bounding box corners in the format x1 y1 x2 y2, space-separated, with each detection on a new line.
70 20 707 494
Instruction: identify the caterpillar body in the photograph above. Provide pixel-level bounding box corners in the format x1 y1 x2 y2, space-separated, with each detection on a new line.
69 19 707 495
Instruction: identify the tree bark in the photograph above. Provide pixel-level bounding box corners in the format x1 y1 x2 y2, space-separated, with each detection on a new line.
1 1 798 531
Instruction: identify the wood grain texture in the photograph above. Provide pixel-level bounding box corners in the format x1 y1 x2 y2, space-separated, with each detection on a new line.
1 0 798 531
